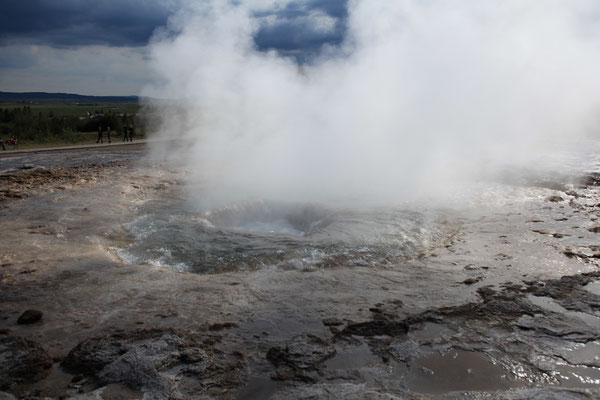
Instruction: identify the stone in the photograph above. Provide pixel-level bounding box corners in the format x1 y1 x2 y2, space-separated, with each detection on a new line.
0 336 52 391
16 309 43 324
545 195 564 203
267 334 336 382
61 329 243 399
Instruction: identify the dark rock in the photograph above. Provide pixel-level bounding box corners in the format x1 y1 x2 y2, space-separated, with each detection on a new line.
0 336 52 391
476 286 496 299
545 195 564 203
208 322 238 331
478 299 537 318
62 328 244 398
388 339 420 362
564 190 581 198
322 318 344 327
17 309 43 324
580 172 600 187
463 277 481 285
340 320 409 337
588 226 600 233
267 334 336 382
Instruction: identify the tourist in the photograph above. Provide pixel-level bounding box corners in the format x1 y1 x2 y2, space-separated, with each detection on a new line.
107 126 111 143
11 136 18 149
122 126 128 142
0 138 5 151
96 126 103 143
129 127 134 142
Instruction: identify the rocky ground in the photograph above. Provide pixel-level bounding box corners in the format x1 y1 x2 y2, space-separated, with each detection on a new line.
0 151 600 399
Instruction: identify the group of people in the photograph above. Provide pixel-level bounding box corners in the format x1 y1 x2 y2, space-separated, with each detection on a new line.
96 126 134 144
0 136 18 150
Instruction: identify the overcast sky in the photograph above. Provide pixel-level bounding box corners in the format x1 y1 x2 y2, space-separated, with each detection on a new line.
0 0 347 96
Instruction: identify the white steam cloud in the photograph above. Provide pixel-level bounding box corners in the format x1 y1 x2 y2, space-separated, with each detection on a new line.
143 0 600 206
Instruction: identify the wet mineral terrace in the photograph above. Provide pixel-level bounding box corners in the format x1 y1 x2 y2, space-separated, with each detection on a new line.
1 148 600 399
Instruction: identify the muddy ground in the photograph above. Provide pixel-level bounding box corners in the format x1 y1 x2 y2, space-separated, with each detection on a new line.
1 149 600 399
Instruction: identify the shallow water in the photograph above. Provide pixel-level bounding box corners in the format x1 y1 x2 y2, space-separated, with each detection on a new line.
406 349 524 394
117 198 452 273
112 138 600 274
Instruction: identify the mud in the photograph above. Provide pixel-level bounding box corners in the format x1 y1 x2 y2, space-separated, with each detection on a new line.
0 149 599 398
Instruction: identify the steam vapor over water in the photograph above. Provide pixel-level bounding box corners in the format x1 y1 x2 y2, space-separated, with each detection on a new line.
144 0 600 205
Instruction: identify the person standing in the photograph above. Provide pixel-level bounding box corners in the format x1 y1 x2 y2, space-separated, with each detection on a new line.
129 127 134 142
96 126 103 143
122 126 128 142
0 138 5 151
107 126 112 143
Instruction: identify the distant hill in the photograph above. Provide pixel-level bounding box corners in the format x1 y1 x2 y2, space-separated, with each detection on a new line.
0 91 140 103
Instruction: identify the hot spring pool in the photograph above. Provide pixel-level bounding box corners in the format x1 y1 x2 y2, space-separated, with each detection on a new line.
115 198 453 273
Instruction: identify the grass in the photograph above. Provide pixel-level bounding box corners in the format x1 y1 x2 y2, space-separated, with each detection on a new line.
0 101 144 149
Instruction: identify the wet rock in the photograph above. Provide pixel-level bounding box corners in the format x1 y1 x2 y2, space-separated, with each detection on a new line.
340 320 409 337
516 314 597 338
97 348 173 395
62 329 245 398
527 274 600 314
462 277 481 285
588 226 600 233
532 228 550 235
16 309 43 324
478 298 537 318
546 195 564 203
208 322 238 331
580 172 600 187
388 339 420 362
322 318 344 327
267 334 336 382
476 286 497 299
270 383 412 400
0 336 52 391
564 190 582 198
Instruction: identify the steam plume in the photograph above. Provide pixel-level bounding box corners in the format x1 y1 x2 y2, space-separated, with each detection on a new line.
143 0 600 206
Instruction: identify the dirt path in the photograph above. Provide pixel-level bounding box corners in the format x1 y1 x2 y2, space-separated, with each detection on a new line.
0 140 148 158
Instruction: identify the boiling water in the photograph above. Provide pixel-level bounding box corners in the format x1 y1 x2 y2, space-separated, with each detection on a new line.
116 138 600 274
117 198 451 273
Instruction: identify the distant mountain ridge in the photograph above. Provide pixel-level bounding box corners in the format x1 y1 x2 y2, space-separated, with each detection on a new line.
0 91 140 103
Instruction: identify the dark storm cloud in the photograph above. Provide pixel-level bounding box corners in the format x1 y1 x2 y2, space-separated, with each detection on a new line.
1 0 348 56
254 0 348 61
0 0 177 47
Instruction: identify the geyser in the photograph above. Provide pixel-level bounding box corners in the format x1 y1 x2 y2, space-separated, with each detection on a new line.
143 0 600 205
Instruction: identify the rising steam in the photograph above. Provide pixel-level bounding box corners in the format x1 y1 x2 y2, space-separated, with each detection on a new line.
142 0 600 206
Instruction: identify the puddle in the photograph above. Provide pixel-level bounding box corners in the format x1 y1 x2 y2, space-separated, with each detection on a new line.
584 281 600 296
552 364 600 387
409 322 456 343
235 376 279 400
561 342 600 368
325 343 380 370
406 349 523 394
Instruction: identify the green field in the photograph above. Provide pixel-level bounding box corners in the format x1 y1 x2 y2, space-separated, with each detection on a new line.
0 101 144 147
0 102 140 118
